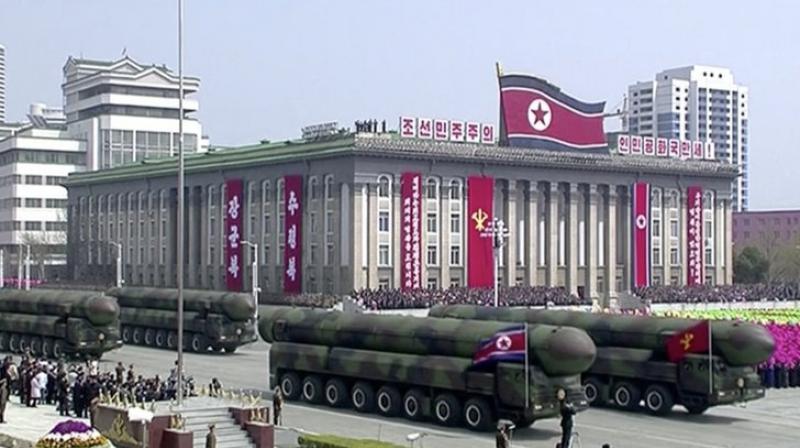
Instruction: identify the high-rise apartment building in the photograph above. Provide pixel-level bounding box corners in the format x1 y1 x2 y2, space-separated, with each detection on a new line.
0 44 7 122
626 66 749 211
63 56 206 171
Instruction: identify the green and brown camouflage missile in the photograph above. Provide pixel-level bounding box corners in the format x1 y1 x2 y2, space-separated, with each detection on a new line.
107 287 257 353
0 289 122 358
259 306 597 431
429 305 773 415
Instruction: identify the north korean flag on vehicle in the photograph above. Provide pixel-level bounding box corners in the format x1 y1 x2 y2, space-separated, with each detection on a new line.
473 325 527 366
666 320 711 363
499 73 607 152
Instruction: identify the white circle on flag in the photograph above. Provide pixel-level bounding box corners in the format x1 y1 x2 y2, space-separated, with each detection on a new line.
496 335 512 351
636 214 647 230
527 99 552 132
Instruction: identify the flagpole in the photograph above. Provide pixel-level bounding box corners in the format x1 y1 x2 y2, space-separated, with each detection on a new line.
524 322 530 409
708 320 713 395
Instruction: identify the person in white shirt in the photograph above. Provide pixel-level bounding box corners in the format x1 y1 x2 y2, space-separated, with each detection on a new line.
35 368 48 404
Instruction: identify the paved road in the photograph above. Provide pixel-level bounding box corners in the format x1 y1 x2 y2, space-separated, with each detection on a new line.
6 343 800 447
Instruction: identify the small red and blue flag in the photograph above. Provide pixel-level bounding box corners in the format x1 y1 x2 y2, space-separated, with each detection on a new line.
472 325 527 365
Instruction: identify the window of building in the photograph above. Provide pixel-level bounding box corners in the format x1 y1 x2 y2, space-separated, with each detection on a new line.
378 244 390 266
324 175 334 201
426 179 438 199
449 179 462 200
427 278 438 289
427 245 438 266
450 213 461 234
24 175 43 185
308 177 319 200
670 247 679 265
24 198 43 208
378 176 391 198
379 211 390 232
450 245 461 266
427 213 438 233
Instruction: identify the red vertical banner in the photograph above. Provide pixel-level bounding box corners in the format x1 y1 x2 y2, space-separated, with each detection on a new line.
687 186 704 285
283 175 303 294
225 178 244 291
631 182 651 288
400 172 422 290
467 176 494 288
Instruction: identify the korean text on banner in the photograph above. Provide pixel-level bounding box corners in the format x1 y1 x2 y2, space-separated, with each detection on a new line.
284 175 303 294
632 182 651 288
467 176 494 288
687 186 704 285
225 179 244 291
400 172 422 290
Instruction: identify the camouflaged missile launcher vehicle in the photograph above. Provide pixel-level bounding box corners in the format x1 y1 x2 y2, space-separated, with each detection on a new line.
429 305 774 415
0 289 121 358
107 287 258 353
258 306 596 431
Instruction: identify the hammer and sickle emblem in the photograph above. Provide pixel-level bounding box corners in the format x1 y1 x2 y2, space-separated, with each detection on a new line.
680 333 694 351
472 208 488 231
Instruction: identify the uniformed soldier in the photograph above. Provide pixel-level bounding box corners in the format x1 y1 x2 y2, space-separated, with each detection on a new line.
495 422 509 448
272 386 283 426
558 389 576 448
205 424 217 448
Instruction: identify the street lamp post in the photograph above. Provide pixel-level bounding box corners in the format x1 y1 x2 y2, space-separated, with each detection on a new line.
480 217 509 307
25 244 31 290
0 249 4 288
241 240 260 321
110 242 123 288
176 0 186 406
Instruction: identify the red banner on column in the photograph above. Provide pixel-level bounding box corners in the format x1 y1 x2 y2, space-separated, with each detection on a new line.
467 176 494 288
225 178 244 291
283 175 303 294
400 172 422 290
687 186 704 286
631 182 651 288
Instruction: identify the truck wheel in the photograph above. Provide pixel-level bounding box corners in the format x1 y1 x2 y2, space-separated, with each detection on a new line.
279 372 301 401
0 332 8 351
42 338 53 358
351 382 375 413
376 386 402 417
612 382 641 410
144 329 155 346
155 330 167 348
401 388 424 420
302 375 324 404
685 404 709 415
8 334 20 352
583 376 604 406
132 327 143 345
325 378 348 408
433 393 462 427
52 340 64 359
19 335 31 353
190 334 208 352
463 397 493 431
224 346 237 354
30 337 43 356
167 331 178 349
644 384 674 415
121 326 131 343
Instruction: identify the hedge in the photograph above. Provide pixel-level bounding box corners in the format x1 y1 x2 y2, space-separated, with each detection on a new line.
297 434 406 448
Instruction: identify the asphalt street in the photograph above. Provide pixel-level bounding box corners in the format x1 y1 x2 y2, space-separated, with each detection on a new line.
8 342 800 448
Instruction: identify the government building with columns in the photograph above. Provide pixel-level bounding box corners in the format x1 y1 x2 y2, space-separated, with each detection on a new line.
64 130 736 301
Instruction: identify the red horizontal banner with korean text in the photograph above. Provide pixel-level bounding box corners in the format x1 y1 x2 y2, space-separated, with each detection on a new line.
225 178 244 292
400 172 422 290
467 176 494 288
283 175 303 294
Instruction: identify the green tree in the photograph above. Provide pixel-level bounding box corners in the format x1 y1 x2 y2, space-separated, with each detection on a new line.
733 246 770 284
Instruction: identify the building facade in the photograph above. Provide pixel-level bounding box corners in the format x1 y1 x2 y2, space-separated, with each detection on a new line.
733 210 800 250
0 126 85 276
626 66 749 211
65 131 736 299
62 56 205 171
0 44 6 122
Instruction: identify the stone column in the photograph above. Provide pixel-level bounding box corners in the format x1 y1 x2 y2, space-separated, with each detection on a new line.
351 182 365 292
620 186 631 291
367 183 379 289
715 193 725 285
547 182 559 286
439 182 450 288
526 182 538 286
587 184 598 300
725 197 733 284
567 183 579 295
506 180 517 286
606 187 617 298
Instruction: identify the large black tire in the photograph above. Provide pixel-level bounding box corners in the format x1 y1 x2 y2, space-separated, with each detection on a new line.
433 393 462 427
686 404 709 415
351 382 376 413
644 384 675 415
42 338 53 359
167 331 178 349
301 375 324 404
30 337 43 357
19 335 31 353
376 385 403 417
463 397 493 431
155 330 167 348
144 328 155 346
583 376 604 406
121 326 131 343
52 340 64 359
8 334 20 353
132 327 144 345
279 372 301 401
401 388 425 421
190 334 208 352
0 332 8 351
324 378 348 408
612 381 641 410
224 346 237 354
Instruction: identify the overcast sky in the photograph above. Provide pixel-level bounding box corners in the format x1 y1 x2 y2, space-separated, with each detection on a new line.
2 0 798 209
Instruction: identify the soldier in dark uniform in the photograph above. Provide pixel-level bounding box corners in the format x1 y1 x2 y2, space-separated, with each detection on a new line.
205 424 217 448
558 391 576 448
0 358 10 423
57 367 70 416
272 386 283 426
495 422 509 448
115 362 125 385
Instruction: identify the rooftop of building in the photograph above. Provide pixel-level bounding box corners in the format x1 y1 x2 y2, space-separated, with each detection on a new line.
734 209 800 216
62 55 200 87
64 130 739 187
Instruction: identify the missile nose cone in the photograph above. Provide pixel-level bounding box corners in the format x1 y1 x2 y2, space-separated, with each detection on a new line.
728 322 775 366
86 295 120 326
543 327 597 375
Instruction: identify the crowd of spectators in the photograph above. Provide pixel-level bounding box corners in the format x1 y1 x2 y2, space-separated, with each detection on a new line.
352 286 587 310
633 283 799 304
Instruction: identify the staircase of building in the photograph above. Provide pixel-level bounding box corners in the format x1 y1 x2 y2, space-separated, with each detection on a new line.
182 407 255 448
